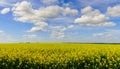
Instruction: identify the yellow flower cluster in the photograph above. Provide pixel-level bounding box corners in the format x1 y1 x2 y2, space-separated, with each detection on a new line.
0 43 120 69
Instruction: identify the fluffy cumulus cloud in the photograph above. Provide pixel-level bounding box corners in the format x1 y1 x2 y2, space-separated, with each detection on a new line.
12 1 78 32
1 8 10 14
107 5 120 17
62 7 78 16
74 6 116 27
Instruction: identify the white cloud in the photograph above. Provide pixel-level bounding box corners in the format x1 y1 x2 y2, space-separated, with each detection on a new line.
0 30 4 33
93 33 104 37
87 22 116 27
12 1 78 33
52 16 75 24
0 0 22 7
1 8 10 14
50 26 67 38
74 6 116 27
68 25 74 29
62 7 78 16
12 1 48 31
107 5 120 17
93 29 120 42
0 30 15 43
28 22 48 32
41 0 58 5
0 0 12 7
101 22 116 26
50 25 75 38
23 34 39 39
93 33 111 37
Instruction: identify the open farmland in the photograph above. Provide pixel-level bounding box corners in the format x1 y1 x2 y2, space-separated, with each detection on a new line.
0 43 120 69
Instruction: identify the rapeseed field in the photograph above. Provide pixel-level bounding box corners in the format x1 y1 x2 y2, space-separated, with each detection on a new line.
0 43 120 69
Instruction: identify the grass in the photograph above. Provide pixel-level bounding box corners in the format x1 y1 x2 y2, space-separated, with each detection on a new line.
0 43 120 69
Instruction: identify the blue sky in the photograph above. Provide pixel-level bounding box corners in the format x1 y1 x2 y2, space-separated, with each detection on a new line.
0 0 120 43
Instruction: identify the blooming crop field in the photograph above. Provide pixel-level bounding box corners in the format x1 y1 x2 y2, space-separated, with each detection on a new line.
0 43 120 69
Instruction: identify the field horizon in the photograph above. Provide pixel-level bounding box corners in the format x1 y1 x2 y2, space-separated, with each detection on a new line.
1 42 120 44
